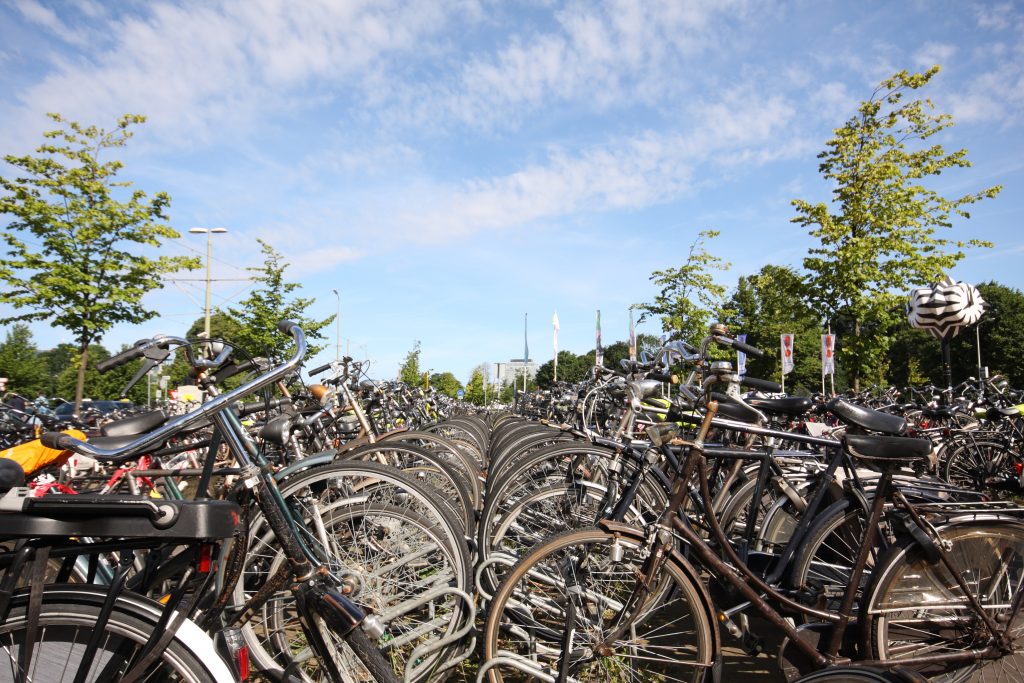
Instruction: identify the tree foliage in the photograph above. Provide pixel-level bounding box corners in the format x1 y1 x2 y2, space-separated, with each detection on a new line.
398 341 422 385
464 365 487 405
0 324 48 397
792 67 1000 390
723 266 830 393
0 114 199 407
637 230 730 348
227 239 332 359
429 371 463 398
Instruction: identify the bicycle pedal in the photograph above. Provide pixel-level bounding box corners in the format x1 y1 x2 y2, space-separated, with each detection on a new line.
740 632 764 656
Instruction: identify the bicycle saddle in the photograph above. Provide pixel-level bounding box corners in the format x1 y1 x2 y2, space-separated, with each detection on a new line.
100 409 168 438
828 398 907 436
746 396 814 416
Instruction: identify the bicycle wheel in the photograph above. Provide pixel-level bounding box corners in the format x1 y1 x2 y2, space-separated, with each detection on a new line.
863 520 1024 681
342 441 475 533
482 527 714 683
238 465 471 682
942 440 1023 498
0 584 230 682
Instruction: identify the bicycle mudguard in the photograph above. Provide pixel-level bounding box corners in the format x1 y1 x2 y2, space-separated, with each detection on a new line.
272 451 335 482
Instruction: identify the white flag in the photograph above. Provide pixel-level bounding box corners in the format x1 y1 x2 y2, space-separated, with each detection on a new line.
552 312 560 353
736 334 747 376
821 334 835 375
781 334 795 376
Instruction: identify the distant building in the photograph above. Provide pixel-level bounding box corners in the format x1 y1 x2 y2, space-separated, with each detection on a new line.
495 359 537 386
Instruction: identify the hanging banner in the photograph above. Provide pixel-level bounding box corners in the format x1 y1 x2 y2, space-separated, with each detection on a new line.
628 308 637 361
821 334 836 375
736 334 748 376
781 333 795 376
595 309 604 367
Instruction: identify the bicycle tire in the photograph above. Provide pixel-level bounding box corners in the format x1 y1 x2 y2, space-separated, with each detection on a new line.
942 439 1022 497
0 584 232 683
862 520 1024 681
345 625 400 683
482 526 715 683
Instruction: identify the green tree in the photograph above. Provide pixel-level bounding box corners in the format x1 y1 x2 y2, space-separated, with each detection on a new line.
39 343 77 399
227 239 332 359
535 350 588 388
429 371 463 398
724 265 829 393
0 324 48 397
638 230 730 348
398 341 421 385
465 365 487 405
53 343 146 404
0 114 199 410
792 67 1000 390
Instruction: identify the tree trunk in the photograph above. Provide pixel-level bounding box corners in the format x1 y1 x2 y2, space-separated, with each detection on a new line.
74 343 88 413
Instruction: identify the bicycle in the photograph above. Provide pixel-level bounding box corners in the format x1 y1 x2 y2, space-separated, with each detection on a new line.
42 322 409 683
482 343 1024 682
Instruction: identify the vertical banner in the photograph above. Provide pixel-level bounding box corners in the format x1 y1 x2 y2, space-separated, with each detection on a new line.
821 334 835 375
595 309 604 367
736 333 748 376
552 312 560 382
628 308 637 361
781 333 795 376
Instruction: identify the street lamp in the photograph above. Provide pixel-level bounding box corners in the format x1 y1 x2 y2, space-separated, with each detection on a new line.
332 289 341 361
188 227 228 337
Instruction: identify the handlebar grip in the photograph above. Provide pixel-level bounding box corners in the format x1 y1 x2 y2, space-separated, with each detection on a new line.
41 431 81 451
648 371 678 384
236 397 291 417
278 320 299 335
208 358 259 385
308 362 331 376
741 376 783 393
732 339 765 359
95 341 149 373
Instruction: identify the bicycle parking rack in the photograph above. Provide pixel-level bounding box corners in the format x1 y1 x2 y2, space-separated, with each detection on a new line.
476 651 557 683
374 584 475 683
474 552 518 603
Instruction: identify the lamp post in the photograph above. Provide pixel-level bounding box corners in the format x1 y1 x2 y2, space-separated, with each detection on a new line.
332 289 341 361
188 227 228 337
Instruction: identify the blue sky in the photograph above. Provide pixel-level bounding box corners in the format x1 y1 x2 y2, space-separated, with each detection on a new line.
1 0 1023 384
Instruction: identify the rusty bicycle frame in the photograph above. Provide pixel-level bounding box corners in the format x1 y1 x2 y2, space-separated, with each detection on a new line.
588 401 1024 680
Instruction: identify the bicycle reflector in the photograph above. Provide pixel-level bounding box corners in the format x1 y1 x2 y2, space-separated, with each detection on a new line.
198 543 214 573
215 627 250 681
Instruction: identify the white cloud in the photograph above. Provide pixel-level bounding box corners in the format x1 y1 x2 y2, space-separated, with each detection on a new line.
388 0 760 130
913 41 957 68
394 85 797 241
975 2 1018 30
12 0 91 46
8 0 471 146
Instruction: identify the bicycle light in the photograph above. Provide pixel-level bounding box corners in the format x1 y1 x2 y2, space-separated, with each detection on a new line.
214 627 249 681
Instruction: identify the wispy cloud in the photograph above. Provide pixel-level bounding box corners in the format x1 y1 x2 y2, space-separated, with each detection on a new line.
393 85 797 241
7 0 474 146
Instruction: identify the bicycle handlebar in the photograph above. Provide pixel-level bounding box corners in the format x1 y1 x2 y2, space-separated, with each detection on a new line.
95 340 152 374
741 376 783 393
41 321 308 463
